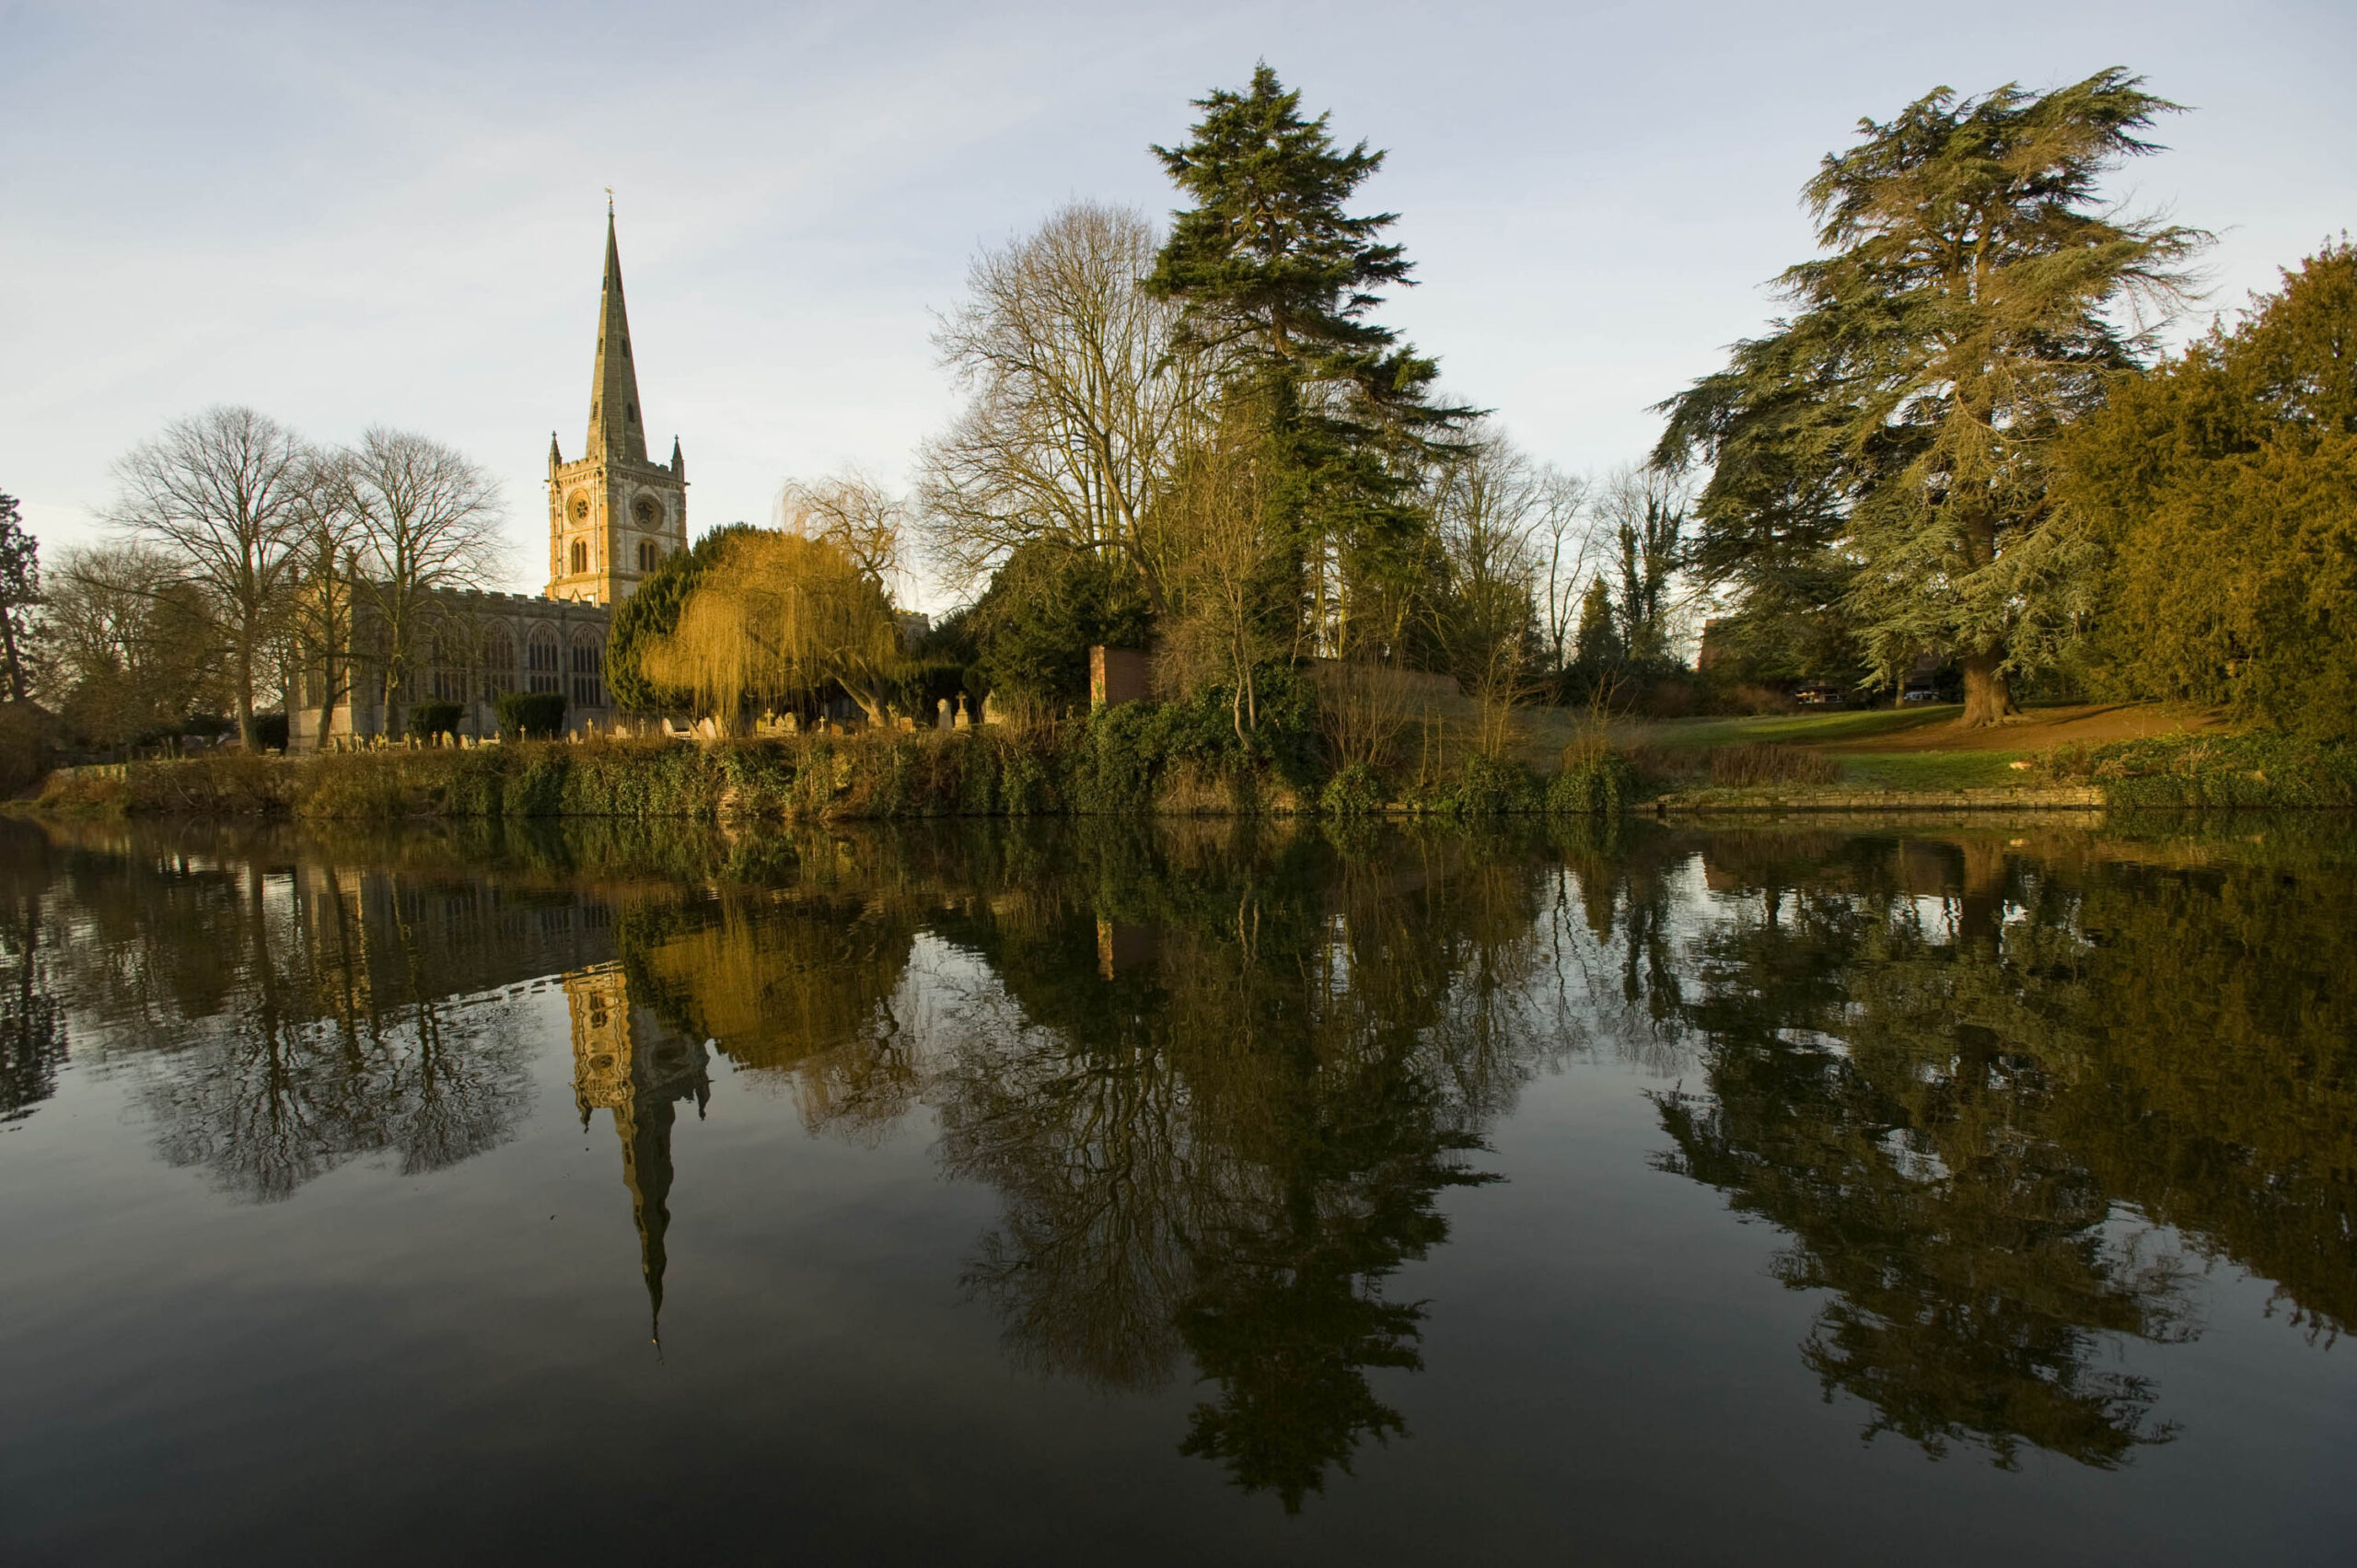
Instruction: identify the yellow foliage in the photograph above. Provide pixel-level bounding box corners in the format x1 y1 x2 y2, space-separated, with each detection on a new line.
641 529 900 726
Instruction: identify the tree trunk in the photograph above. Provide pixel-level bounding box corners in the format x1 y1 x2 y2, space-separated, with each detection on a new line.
0 610 25 702
1956 840 2010 950
314 654 340 752
1959 648 2016 728
383 656 406 744
236 643 259 749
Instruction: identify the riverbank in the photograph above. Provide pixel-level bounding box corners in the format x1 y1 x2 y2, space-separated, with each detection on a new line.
1649 784 2105 812
1637 721 2355 812
25 729 1348 822
22 719 2351 821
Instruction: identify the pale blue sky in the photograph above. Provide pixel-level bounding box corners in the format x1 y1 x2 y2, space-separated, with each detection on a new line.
4 0 2350 602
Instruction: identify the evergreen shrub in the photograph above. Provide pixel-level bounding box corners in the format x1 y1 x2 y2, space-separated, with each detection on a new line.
1456 752 1541 816
1320 761 1383 817
406 703 465 740
2042 731 2357 808
495 691 568 740
1547 751 1636 815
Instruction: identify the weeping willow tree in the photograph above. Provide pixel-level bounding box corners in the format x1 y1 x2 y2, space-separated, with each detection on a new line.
641 529 905 728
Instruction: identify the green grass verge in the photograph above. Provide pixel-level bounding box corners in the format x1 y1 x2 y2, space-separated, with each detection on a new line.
1834 749 2032 791
1631 705 1962 749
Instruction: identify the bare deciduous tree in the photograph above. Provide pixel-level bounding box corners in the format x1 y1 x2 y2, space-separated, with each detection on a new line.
1427 425 1593 753
1158 409 1283 743
285 450 365 749
1310 658 1418 774
108 406 313 746
338 428 503 738
777 468 911 593
1596 465 1693 665
921 202 1211 610
41 544 227 748
1533 471 1597 673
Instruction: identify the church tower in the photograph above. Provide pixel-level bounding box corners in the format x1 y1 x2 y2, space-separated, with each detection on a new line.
547 210 689 605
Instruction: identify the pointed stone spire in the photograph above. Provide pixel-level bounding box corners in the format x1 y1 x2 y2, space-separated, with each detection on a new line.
548 431 562 476
586 208 650 466
669 435 684 480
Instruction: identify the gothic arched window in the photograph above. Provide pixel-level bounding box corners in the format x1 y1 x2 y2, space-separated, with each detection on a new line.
637 540 659 573
569 539 588 575
527 631 561 694
569 636 606 710
482 628 517 701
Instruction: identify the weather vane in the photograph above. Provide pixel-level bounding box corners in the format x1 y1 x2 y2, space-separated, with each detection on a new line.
605 186 614 215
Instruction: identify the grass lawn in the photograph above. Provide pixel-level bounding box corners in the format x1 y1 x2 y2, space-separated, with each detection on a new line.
1515 700 2224 785
1627 705 1964 750
1832 749 2030 790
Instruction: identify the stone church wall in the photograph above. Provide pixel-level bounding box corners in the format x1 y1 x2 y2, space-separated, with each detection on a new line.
288 589 614 748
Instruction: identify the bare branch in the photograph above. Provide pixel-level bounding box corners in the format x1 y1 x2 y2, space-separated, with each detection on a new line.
107 406 314 743
919 202 1211 611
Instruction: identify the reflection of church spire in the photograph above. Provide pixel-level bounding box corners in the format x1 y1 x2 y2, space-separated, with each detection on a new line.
566 960 708 1346
619 1088 679 1342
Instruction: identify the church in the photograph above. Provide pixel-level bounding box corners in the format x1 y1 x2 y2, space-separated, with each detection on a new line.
290 212 687 748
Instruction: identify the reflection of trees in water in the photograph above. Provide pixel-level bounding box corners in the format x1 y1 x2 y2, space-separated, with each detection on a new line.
23 815 2351 1497
611 820 1605 1508
140 862 535 1202
598 819 1713 1509
1650 829 2357 1468
9 826 544 1202
0 825 65 1122
620 889 923 1140
2038 855 2357 1346
1540 818 1697 1076
919 825 1589 1510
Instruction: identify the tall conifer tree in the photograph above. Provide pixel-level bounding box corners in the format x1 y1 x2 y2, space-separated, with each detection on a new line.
1657 71 2205 724
0 496 40 703
1573 576 1619 669
1146 65 1470 655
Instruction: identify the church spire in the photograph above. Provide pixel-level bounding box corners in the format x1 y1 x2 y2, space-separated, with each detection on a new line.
586 207 650 466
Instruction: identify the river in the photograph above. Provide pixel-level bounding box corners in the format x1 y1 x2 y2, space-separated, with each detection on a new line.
2 814 2350 1564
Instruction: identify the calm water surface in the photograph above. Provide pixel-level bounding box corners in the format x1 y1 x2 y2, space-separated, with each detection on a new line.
1 814 2351 1564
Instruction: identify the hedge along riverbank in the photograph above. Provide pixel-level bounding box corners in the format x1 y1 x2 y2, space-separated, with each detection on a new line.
2035 730 2357 808
38 721 2357 823
26 714 1630 823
